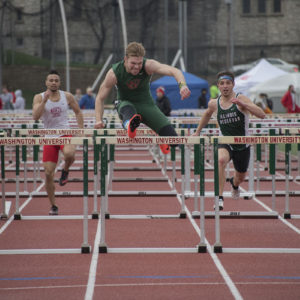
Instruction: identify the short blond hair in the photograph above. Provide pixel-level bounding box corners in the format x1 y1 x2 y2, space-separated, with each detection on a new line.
125 42 146 57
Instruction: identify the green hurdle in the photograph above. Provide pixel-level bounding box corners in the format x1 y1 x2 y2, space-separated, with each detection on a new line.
213 138 222 253
1 145 6 219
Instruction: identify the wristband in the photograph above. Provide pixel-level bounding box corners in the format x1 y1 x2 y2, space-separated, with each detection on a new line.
179 82 187 89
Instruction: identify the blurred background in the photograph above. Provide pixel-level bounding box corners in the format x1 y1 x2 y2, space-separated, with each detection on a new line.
0 0 299 110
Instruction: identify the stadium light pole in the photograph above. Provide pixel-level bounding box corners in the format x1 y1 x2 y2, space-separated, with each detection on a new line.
118 0 128 54
58 0 70 92
224 0 233 71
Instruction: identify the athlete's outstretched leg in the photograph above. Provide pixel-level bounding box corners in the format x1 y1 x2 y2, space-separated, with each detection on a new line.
117 101 141 138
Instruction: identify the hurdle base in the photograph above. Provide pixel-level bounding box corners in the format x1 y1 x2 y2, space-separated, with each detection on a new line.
81 244 91 254
105 213 110 219
213 243 223 253
99 245 108 253
92 213 99 219
179 211 186 218
197 243 207 253
14 213 21 220
283 212 291 219
0 214 8 220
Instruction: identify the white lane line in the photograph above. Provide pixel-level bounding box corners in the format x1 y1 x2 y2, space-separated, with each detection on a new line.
158 151 244 300
2 281 300 291
84 215 101 300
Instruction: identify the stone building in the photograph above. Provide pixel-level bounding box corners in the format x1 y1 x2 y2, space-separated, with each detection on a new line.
1 0 300 84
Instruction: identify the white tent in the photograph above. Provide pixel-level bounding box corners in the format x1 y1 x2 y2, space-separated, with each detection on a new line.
249 73 300 113
234 59 287 97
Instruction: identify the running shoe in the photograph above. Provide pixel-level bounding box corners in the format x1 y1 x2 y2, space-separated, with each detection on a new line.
229 177 240 200
213 198 224 211
126 114 141 138
159 144 170 155
59 169 69 186
49 205 58 215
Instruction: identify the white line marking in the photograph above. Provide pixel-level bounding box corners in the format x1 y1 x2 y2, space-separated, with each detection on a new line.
84 214 101 300
2 281 300 291
5 201 11 215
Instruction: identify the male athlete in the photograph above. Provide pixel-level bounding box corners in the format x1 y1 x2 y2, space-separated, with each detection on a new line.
33 70 84 215
193 71 265 210
94 42 191 154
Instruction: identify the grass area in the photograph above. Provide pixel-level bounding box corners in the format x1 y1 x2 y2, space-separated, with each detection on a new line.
22 90 35 110
277 143 299 156
4 50 101 69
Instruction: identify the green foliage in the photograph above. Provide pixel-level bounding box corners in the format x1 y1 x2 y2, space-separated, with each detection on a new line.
3 50 101 69
4 50 51 66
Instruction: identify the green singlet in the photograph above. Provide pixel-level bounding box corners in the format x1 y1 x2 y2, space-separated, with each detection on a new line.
112 58 170 133
217 94 249 151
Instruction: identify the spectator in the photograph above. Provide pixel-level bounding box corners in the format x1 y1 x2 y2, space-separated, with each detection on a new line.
79 87 95 109
198 88 208 109
1 85 14 110
210 84 219 99
14 89 26 110
254 93 272 114
281 85 300 113
155 86 171 116
259 93 273 111
74 88 82 104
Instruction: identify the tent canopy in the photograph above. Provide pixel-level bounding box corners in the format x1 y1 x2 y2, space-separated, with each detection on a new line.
234 59 287 97
249 72 300 113
150 71 209 110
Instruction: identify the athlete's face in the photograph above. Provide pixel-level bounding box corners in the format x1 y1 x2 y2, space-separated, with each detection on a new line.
218 79 234 97
45 74 60 92
124 56 143 75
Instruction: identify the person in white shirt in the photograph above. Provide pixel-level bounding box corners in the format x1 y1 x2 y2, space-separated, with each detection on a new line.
14 89 25 110
32 70 84 215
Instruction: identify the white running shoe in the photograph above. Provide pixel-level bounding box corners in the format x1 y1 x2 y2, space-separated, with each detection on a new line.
214 198 224 211
230 177 240 200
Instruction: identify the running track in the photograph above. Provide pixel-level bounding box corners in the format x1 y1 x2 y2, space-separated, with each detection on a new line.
0 143 300 300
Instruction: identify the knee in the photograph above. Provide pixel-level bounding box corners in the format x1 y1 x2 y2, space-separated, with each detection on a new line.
44 168 54 179
158 124 177 136
64 152 75 162
218 157 228 169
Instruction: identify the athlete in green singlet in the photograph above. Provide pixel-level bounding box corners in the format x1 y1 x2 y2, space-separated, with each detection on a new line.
193 71 265 210
94 42 191 154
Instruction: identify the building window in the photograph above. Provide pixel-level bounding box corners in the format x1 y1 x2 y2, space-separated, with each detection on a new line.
16 38 23 47
258 0 266 13
72 0 82 19
242 0 251 14
168 0 177 18
273 0 281 13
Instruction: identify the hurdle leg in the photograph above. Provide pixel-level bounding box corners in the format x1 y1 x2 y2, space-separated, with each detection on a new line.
284 133 291 219
92 137 99 219
99 138 108 253
180 145 186 218
1 145 7 219
248 146 254 197
269 129 276 211
198 139 206 253
171 146 176 189
81 139 90 253
14 134 21 220
193 174 199 212
213 138 222 253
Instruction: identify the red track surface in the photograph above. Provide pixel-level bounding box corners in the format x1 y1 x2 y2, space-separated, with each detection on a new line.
1 146 300 300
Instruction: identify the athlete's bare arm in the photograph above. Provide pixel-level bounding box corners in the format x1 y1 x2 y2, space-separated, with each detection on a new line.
233 94 265 119
94 69 117 129
32 90 51 121
145 59 191 100
66 92 84 129
193 98 217 136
